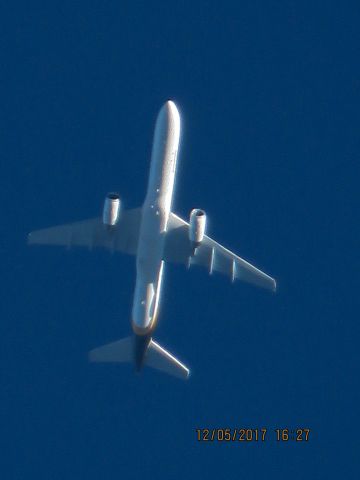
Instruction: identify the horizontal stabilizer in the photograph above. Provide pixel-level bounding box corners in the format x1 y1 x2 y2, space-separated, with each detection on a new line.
88 336 133 363
89 336 190 380
145 339 190 380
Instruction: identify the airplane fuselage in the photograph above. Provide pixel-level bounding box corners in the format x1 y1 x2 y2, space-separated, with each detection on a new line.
131 101 180 355
29 100 276 379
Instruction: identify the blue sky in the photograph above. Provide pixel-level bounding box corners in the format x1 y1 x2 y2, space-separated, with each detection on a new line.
1 2 359 479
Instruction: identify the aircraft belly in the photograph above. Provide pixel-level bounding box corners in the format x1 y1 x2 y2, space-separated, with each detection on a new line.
132 208 165 333
132 260 165 334
132 101 180 335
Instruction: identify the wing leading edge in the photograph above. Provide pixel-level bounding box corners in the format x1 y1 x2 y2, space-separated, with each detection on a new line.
28 207 142 255
164 213 276 291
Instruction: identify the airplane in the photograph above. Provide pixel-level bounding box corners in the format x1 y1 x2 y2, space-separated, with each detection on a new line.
28 101 276 380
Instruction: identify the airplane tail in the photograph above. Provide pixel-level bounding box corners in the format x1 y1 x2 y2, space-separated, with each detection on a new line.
88 336 190 380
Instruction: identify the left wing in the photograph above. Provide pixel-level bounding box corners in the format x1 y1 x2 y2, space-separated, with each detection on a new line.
28 208 142 255
163 213 276 291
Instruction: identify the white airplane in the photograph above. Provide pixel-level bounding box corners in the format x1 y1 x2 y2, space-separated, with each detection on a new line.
28 101 276 380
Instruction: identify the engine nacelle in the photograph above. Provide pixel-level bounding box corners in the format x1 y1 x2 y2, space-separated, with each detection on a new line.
103 193 121 226
189 209 206 247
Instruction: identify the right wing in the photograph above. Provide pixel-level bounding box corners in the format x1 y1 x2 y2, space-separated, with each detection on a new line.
164 213 276 291
28 208 142 255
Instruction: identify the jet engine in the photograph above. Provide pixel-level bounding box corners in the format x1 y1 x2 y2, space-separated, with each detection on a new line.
103 193 121 226
189 209 206 248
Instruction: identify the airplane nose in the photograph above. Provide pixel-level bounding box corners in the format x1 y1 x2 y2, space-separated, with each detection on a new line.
165 100 175 109
163 100 178 116
160 100 180 130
